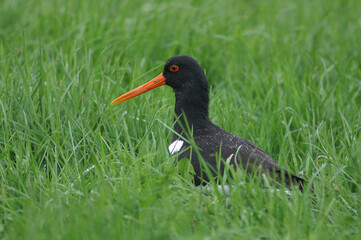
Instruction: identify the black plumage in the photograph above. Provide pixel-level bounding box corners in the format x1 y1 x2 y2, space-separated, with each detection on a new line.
112 55 305 190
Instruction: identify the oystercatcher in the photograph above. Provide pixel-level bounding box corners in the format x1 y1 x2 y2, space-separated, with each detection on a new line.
112 55 305 190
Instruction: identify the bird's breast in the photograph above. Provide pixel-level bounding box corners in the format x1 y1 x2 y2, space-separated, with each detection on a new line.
168 140 184 155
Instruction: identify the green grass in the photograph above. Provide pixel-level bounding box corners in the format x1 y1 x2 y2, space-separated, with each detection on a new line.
1 0 361 239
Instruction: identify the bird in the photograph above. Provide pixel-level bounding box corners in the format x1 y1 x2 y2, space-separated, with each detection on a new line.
112 55 305 191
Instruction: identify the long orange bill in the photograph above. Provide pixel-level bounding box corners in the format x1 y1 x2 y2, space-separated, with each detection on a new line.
111 73 166 105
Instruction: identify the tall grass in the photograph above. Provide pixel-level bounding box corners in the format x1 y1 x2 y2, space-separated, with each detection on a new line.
1 0 361 239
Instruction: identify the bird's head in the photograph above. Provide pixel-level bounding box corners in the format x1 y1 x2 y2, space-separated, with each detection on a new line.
111 55 208 105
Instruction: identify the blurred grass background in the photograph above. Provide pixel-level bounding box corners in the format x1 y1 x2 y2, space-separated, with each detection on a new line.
1 0 361 239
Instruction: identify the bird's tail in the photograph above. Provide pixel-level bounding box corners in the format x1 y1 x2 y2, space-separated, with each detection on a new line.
276 170 308 192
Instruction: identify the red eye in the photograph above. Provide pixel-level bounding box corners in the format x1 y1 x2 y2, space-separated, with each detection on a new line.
170 65 179 72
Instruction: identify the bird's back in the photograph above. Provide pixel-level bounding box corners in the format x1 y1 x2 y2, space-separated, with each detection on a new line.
173 123 304 189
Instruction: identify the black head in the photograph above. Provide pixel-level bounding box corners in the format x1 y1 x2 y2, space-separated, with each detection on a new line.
111 55 209 107
111 55 211 131
163 55 209 92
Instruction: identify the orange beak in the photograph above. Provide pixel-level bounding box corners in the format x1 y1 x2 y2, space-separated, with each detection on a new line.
111 73 166 105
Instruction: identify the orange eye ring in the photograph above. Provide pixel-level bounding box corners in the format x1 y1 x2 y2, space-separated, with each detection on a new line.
170 65 179 72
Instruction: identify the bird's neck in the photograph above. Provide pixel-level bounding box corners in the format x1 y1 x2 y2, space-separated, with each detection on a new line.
173 87 210 134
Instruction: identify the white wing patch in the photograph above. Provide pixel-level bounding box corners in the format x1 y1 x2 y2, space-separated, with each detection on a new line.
168 140 184 155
